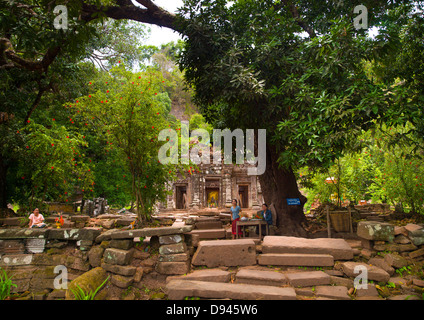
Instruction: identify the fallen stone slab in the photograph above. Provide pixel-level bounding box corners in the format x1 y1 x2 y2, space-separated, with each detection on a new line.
188 229 227 240
341 261 390 283
110 226 193 239
101 263 136 276
315 285 351 300
192 239 256 268
235 269 288 286
0 228 48 239
262 236 353 260
357 221 394 242
258 253 334 267
387 294 421 300
166 269 231 284
166 280 297 300
48 228 101 241
286 271 331 287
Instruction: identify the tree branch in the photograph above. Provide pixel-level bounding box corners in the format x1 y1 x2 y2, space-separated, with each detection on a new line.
281 0 316 38
80 0 183 33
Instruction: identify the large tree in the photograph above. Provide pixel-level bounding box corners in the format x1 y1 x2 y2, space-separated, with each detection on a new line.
2 1 422 235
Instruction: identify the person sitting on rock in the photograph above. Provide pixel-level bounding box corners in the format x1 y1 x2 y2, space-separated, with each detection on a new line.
28 208 46 228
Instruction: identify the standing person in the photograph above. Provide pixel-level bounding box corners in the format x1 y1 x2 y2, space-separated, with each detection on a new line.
28 208 46 228
230 199 242 239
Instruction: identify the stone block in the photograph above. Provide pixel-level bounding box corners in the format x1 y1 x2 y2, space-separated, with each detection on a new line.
159 234 184 245
110 226 193 240
235 269 288 286
88 246 105 267
191 239 256 268
166 269 231 284
373 243 417 252
188 229 227 240
101 262 136 276
341 261 390 283
0 254 33 266
315 285 351 300
384 253 409 269
159 242 187 255
0 240 25 254
357 221 394 242
48 228 101 241
0 228 48 239
409 248 424 259
25 238 46 254
286 271 330 287
103 248 133 265
110 239 133 250
70 215 90 222
158 253 190 262
166 280 297 300
262 236 353 260
258 253 334 267
156 261 190 275
368 257 395 276
111 274 133 288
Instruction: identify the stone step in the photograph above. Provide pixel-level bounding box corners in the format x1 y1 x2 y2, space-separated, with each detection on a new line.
286 271 331 287
262 236 353 260
258 253 334 267
188 229 227 240
235 269 288 286
166 268 231 284
192 239 256 268
166 280 297 300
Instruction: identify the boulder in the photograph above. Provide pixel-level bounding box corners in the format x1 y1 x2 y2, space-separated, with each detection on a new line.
357 221 394 242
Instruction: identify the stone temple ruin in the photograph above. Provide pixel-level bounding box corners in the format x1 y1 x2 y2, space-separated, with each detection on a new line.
160 160 263 211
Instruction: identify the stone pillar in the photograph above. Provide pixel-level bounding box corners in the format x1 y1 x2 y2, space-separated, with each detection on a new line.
251 176 260 210
223 173 233 208
190 175 202 210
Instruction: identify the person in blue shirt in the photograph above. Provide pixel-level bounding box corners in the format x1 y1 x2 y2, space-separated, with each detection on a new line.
255 203 272 236
230 199 242 239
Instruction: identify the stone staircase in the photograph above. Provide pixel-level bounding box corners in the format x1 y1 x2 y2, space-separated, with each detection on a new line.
166 236 357 300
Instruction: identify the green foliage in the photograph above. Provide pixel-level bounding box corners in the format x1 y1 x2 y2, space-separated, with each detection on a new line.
0 268 17 300
74 64 185 219
69 276 109 300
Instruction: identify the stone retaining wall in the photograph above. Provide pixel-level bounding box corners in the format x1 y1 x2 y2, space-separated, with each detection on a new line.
0 225 194 299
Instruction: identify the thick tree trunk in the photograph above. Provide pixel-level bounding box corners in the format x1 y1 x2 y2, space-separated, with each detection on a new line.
0 153 8 217
258 144 308 237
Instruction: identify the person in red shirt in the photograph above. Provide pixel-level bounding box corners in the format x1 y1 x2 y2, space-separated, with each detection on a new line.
28 208 46 228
